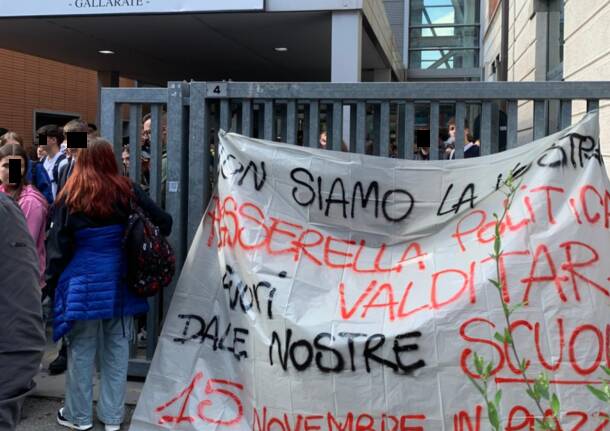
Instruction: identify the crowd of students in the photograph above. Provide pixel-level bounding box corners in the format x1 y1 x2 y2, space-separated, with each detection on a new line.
0 119 171 431
316 117 481 160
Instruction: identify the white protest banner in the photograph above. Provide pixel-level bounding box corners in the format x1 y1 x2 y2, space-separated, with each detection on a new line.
131 112 610 430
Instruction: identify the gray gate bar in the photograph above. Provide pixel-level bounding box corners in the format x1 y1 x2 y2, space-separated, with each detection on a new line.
396 104 405 158
534 100 547 141
480 101 492 155
101 88 167 104
145 86 161 364
165 81 190 315
308 101 320 148
100 100 122 167
371 104 381 155
355 102 366 154
454 101 466 159
149 105 164 205
560 100 572 129
331 102 342 151
187 82 208 248
379 102 390 157
286 101 297 146
490 103 500 153
204 81 610 100
429 102 440 160
587 99 600 112
403 102 415 159
242 100 253 136
220 99 231 133
506 100 518 150
348 104 357 152
128 104 142 182
264 101 274 140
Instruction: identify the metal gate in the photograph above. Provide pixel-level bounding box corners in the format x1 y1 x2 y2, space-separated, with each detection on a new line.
100 80 610 376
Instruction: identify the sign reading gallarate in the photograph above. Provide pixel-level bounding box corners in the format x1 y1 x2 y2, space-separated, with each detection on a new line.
131 112 610 430
0 0 264 17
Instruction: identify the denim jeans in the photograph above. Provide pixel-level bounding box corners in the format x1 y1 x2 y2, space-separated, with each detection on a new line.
64 317 133 426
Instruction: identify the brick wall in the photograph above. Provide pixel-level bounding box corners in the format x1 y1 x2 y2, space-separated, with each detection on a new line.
0 48 136 150
0 48 99 149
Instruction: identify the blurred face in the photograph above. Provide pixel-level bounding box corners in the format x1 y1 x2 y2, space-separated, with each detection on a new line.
319 132 327 149
0 156 25 186
142 118 167 144
122 150 130 169
448 124 471 142
48 136 58 148
37 145 48 159
142 119 152 143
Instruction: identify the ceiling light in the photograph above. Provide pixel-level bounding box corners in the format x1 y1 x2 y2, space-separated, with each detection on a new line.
98 50 115 55
274 47 288 52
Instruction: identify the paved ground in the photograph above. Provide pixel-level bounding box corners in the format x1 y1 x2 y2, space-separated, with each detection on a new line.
16 329 143 430
17 397 135 430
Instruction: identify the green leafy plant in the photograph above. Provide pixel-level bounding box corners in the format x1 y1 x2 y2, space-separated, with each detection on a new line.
587 366 610 407
468 173 561 430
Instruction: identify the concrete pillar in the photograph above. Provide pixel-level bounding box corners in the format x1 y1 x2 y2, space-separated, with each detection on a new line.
331 10 362 145
331 10 362 82
534 12 549 81
403 0 410 69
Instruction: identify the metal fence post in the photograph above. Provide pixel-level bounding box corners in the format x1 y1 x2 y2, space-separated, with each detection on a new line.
187 82 209 248
100 90 122 167
164 81 190 316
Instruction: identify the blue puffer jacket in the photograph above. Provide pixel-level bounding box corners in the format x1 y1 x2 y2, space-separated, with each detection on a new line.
52 224 149 341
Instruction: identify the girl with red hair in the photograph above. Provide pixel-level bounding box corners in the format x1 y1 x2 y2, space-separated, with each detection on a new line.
46 138 171 431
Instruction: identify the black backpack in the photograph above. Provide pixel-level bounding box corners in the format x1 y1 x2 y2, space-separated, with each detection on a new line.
122 200 176 297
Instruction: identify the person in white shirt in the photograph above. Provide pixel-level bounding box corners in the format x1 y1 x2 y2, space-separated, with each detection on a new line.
37 125 69 200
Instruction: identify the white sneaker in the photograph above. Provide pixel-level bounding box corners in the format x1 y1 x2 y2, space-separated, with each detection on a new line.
105 425 121 431
56 408 93 430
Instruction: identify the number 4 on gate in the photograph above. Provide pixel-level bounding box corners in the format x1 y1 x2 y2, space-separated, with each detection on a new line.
155 371 245 426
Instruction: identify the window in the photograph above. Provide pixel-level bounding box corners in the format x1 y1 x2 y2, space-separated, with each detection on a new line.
408 0 481 72
34 110 80 136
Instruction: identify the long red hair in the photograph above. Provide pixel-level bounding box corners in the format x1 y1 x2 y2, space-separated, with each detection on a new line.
58 138 133 218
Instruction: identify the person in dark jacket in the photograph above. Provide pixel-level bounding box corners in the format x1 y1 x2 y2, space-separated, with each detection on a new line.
48 120 92 377
46 138 172 431
0 193 46 430
56 119 91 195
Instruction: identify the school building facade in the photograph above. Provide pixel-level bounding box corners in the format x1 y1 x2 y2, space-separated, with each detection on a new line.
481 0 610 161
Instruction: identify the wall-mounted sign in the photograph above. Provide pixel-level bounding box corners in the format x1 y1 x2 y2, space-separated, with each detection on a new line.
0 0 264 17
